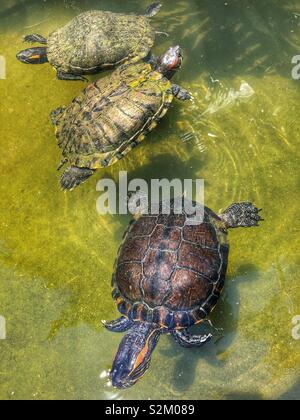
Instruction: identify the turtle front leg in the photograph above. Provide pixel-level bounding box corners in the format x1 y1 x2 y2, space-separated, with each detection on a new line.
61 167 95 190
102 317 134 333
172 329 212 348
172 84 193 101
23 34 47 44
219 202 263 229
57 70 88 82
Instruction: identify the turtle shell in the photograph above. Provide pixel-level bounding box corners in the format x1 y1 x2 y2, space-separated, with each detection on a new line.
47 10 156 74
112 207 229 330
55 62 174 169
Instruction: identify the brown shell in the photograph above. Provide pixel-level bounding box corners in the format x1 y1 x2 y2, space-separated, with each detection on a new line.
55 62 173 170
112 207 229 330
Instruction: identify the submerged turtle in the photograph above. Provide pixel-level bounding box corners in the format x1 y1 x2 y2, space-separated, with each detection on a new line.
16 3 163 81
50 46 191 190
103 200 263 388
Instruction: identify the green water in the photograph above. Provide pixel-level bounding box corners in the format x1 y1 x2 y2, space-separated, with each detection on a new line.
0 0 300 400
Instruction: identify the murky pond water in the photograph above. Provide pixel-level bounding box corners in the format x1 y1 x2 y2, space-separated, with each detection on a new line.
0 0 299 400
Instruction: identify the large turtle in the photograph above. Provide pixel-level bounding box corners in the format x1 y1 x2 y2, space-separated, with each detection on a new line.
103 200 263 388
16 3 163 81
50 46 191 190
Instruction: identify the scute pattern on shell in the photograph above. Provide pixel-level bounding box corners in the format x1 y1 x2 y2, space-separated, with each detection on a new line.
112 207 229 330
47 10 155 74
55 62 174 170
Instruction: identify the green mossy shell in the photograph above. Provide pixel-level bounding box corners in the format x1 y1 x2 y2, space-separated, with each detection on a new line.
47 10 156 74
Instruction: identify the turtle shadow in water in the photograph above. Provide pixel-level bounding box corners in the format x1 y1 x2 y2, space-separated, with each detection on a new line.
279 378 300 401
161 263 261 394
224 391 264 401
105 151 209 242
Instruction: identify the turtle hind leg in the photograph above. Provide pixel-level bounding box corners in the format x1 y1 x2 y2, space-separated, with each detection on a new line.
23 34 47 44
57 70 88 82
61 167 95 191
220 202 264 229
172 329 212 348
102 317 133 333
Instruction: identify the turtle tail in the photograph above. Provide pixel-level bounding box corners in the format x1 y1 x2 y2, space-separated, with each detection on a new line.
144 2 162 18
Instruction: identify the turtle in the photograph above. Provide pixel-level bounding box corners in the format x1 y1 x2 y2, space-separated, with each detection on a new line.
103 200 263 388
16 2 163 81
50 46 192 190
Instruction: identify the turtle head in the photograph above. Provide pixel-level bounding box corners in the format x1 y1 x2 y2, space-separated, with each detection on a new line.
110 322 161 389
156 46 183 79
16 47 48 65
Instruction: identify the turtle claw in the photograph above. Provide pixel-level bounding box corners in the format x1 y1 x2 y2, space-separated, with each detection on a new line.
60 167 95 191
172 84 193 101
103 317 133 333
60 174 77 191
248 206 264 226
23 35 33 43
50 107 65 126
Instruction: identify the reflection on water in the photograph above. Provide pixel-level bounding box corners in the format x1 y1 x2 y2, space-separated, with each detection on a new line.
0 0 299 400
201 80 255 116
